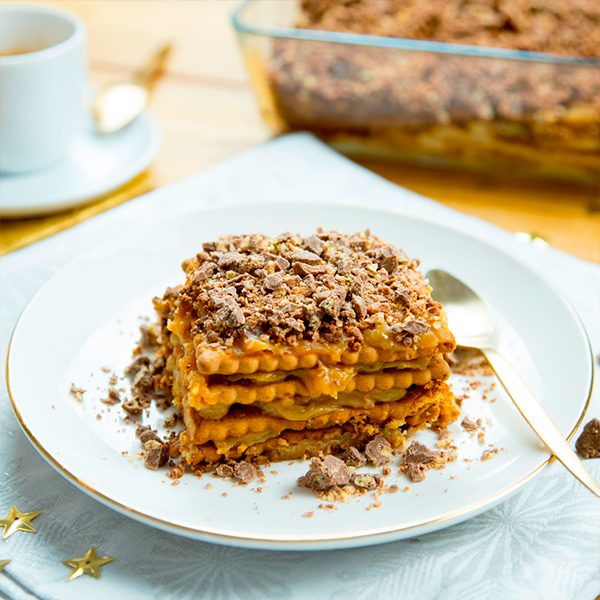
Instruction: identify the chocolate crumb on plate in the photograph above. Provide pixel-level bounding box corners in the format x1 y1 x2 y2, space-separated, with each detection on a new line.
214 464 234 478
481 448 501 461
298 455 351 491
351 473 382 490
365 435 393 466
461 416 480 432
69 384 85 401
399 441 440 482
233 461 258 483
341 446 367 468
122 399 143 416
143 440 169 470
575 418 600 459
101 387 121 405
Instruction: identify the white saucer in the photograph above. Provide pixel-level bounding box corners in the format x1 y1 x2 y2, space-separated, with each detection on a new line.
0 111 161 218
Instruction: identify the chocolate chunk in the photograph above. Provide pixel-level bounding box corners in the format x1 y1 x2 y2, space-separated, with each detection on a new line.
215 464 235 478
143 440 169 469
139 429 162 445
290 250 323 265
341 446 367 467
304 234 324 255
461 416 480 432
298 455 351 491
264 272 284 290
401 463 427 482
273 255 290 271
69 384 85 401
403 320 430 335
139 324 158 347
365 435 393 466
124 356 151 378
319 291 343 318
399 441 439 482
233 461 258 483
101 387 121 405
122 399 143 416
214 299 245 329
351 473 382 490
202 241 217 252
293 261 329 276
576 418 600 458
402 441 438 465
218 252 264 273
351 294 367 320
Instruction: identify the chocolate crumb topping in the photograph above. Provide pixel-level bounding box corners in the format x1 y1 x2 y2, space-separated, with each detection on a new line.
341 446 367 468
298 454 351 491
575 418 600 459
159 231 445 348
365 435 393 466
143 440 169 470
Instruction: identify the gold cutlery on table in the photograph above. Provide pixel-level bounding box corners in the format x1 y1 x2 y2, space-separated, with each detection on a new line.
427 269 599 498
92 43 172 134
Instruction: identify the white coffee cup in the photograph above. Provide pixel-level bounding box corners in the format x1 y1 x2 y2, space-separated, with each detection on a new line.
0 5 86 174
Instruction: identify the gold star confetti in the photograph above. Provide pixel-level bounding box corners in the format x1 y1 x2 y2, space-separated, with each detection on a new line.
0 506 41 539
0 560 10 571
63 547 114 581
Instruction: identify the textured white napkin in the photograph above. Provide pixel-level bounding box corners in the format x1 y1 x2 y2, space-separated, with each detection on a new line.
1 134 598 600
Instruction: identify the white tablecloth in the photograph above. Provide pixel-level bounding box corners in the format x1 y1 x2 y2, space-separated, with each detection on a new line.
1 134 598 600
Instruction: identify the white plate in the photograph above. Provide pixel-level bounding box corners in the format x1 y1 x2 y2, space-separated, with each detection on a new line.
0 111 160 218
6 202 593 550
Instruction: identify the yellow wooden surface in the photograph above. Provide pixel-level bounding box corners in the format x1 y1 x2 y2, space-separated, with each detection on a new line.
2 0 599 262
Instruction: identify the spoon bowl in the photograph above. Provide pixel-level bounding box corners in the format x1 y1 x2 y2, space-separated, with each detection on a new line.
427 268 600 498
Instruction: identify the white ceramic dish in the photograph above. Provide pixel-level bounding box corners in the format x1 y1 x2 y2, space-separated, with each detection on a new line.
6 202 593 551
0 110 160 218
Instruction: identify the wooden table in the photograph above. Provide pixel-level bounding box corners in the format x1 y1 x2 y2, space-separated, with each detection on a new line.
17 0 600 263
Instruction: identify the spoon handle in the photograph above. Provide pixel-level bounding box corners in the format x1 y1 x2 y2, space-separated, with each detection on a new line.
483 347 600 499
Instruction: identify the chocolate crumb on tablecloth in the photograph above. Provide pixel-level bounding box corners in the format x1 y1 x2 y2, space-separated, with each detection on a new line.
108 374 118 386
399 441 440 482
69 384 85 401
298 455 351 491
575 418 600 459
364 435 393 466
143 440 169 470
302 511 314 518
341 446 367 468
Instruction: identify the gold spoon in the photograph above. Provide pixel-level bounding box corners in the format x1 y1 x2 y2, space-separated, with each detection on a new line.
427 269 599 498
92 43 172 134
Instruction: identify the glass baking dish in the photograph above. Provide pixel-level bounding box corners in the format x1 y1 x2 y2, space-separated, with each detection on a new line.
232 0 600 186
